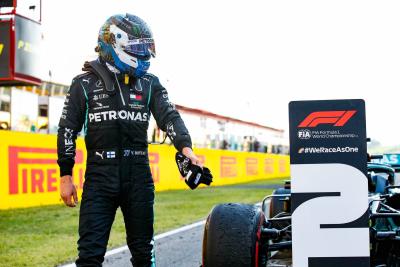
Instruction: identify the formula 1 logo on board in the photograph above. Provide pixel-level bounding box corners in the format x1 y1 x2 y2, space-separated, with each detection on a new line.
298 110 356 128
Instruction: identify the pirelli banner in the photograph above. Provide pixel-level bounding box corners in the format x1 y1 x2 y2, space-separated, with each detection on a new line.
0 131 289 209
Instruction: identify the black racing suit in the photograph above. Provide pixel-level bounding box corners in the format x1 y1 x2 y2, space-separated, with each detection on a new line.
57 65 192 267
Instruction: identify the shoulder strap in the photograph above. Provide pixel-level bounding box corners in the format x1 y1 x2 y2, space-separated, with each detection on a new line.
82 60 116 95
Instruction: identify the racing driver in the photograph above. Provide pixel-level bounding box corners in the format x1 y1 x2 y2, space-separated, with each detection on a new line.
57 14 201 267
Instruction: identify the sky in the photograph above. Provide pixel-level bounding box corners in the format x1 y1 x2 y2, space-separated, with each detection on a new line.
38 0 400 146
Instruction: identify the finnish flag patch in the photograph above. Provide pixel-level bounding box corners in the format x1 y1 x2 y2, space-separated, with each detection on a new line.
106 151 116 159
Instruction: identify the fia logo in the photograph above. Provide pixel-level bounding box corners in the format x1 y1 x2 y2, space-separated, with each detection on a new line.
297 129 311 140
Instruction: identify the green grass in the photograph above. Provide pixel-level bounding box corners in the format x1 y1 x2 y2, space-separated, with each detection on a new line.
0 178 286 267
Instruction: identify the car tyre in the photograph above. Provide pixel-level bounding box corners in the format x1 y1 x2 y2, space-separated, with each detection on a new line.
202 203 266 267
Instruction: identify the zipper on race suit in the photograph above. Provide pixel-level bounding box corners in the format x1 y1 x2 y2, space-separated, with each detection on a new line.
114 72 126 106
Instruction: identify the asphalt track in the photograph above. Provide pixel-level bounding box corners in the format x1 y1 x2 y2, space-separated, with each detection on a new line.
102 199 292 267
104 220 205 267
102 219 292 267
62 226 292 267
61 186 292 267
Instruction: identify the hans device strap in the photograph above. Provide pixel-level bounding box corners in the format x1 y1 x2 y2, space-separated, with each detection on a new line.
82 60 116 95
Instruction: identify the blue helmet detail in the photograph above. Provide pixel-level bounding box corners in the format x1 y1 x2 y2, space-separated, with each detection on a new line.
97 14 155 78
135 59 151 78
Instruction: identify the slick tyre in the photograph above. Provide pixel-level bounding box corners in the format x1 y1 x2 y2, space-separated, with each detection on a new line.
202 203 265 267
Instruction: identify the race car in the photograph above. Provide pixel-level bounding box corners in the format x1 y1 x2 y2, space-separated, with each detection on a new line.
202 162 400 267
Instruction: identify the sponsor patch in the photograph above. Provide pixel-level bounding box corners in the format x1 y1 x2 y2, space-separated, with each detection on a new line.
88 110 149 122
82 77 91 84
130 94 142 101
95 79 103 88
93 102 110 111
129 103 145 110
95 151 104 159
93 94 109 101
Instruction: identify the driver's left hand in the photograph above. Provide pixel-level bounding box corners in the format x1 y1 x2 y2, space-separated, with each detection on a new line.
182 147 203 168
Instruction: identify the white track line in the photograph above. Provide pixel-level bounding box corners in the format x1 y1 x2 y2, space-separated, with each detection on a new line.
60 202 265 267
60 219 207 267
153 219 206 241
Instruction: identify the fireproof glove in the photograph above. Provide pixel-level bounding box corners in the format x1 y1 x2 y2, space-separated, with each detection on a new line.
175 152 213 190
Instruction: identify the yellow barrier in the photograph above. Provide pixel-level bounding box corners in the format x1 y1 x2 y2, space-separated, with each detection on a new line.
0 131 290 209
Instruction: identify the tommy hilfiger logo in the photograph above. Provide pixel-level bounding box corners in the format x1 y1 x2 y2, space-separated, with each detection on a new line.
130 94 142 101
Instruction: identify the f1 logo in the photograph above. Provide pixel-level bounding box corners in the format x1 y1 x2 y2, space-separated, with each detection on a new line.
298 110 356 128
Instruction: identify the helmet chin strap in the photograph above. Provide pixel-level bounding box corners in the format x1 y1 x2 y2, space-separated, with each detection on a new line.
104 59 132 82
104 62 121 74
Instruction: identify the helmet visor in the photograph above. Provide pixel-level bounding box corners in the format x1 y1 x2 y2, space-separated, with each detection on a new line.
124 38 156 58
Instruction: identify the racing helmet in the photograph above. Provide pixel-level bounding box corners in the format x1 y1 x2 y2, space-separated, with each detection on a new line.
97 14 156 77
